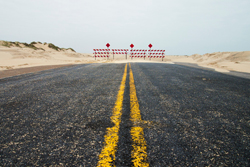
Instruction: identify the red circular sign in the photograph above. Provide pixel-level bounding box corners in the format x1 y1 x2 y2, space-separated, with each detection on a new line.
148 44 153 48
130 44 134 48
106 43 110 48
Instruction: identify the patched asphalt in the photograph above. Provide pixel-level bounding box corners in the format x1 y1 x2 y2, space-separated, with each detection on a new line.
1 63 250 166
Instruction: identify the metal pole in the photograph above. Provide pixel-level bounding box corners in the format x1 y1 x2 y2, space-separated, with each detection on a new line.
107 47 108 60
149 49 151 60
132 49 133 60
131 49 132 60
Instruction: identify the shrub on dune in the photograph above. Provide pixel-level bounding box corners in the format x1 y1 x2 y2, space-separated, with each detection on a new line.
48 43 61 51
67 48 76 52
23 43 38 50
1 41 12 47
0 40 75 52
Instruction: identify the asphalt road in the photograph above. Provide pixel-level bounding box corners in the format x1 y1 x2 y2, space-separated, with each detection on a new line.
1 63 250 166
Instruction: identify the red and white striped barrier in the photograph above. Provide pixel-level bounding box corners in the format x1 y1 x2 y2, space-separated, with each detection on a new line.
93 49 111 59
109 49 129 59
93 55 110 58
148 49 165 59
113 52 127 54
148 55 165 58
130 49 148 59
93 49 111 51
111 49 129 55
112 49 129 52
93 48 166 60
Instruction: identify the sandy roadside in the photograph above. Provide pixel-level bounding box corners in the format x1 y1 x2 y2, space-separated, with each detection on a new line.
0 64 75 79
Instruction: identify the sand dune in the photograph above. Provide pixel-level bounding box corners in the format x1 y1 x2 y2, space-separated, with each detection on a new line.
190 51 250 73
0 41 249 74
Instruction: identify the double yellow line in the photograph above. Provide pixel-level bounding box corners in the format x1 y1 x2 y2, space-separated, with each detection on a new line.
97 63 149 167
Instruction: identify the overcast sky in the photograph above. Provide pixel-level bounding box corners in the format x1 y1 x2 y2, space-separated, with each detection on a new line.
0 0 249 55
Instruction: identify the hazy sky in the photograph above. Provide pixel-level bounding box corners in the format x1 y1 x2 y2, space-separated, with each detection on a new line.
0 0 249 55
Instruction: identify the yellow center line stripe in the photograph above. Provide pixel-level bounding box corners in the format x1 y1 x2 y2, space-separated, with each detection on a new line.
129 63 149 167
97 64 127 167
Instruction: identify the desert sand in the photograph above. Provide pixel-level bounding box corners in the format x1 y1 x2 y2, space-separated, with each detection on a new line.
0 41 249 77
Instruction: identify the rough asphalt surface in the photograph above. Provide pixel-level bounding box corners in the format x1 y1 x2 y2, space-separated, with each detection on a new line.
0 63 250 166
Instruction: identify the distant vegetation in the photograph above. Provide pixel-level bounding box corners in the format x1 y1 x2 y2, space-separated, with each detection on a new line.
67 48 76 52
0 40 76 52
1 41 21 48
48 43 61 51
30 41 37 45
22 42 44 51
